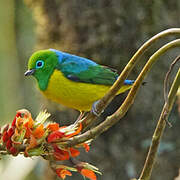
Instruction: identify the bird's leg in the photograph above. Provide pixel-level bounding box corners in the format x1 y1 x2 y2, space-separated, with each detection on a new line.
91 100 103 116
74 111 86 124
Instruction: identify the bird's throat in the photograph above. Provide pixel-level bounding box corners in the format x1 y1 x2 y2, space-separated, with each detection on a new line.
35 69 55 91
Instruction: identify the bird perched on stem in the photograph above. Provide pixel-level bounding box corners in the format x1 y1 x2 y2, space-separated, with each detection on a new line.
25 49 134 117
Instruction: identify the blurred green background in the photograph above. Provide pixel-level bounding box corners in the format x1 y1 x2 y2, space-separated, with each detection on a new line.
0 0 179 180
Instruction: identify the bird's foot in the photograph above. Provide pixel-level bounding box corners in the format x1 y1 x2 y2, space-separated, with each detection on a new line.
74 111 86 124
91 100 103 117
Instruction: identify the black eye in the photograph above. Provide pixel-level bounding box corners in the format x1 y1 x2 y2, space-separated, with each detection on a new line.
37 61 42 66
36 60 44 68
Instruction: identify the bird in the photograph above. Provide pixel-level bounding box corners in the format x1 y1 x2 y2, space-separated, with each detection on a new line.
25 49 134 118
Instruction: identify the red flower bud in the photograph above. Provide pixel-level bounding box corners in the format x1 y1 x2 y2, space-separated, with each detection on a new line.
16 112 22 118
11 117 17 127
2 131 9 143
2 124 9 133
6 139 12 150
9 146 18 156
7 127 15 137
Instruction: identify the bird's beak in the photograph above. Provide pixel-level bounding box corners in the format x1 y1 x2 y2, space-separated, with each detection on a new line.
24 69 35 76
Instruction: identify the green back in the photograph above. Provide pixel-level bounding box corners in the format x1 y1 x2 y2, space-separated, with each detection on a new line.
57 63 119 85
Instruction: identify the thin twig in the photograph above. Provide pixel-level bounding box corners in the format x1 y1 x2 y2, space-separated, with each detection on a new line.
164 55 180 103
139 68 180 180
163 55 180 127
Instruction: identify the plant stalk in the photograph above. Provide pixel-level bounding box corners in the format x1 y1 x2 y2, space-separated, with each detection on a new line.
139 68 180 180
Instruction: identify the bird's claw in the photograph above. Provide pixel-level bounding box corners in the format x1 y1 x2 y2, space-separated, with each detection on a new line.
74 111 86 124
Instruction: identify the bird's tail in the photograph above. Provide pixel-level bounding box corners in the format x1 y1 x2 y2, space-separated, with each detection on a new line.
116 80 134 95
117 80 146 95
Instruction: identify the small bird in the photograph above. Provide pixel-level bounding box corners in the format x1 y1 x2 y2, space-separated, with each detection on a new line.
25 49 134 116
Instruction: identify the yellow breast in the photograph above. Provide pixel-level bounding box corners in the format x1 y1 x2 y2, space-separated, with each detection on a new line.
42 70 131 111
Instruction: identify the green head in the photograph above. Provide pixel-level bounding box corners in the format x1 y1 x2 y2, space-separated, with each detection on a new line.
25 49 58 91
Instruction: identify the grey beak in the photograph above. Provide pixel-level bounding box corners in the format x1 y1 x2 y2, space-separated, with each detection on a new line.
24 69 35 76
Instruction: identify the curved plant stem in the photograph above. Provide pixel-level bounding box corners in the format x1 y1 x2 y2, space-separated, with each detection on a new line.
63 39 180 147
164 55 180 103
83 28 180 129
139 68 180 180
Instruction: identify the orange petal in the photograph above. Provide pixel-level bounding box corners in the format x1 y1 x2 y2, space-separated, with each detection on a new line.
80 169 97 180
24 118 34 138
70 148 80 157
27 117 34 129
83 143 90 152
56 168 72 179
33 124 45 139
66 123 82 138
47 123 59 132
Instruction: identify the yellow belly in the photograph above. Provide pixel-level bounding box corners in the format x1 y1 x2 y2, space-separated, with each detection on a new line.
41 70 132 111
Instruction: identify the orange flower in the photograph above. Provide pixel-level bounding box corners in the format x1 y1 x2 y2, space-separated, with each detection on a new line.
47 123 59 132
70 147 80 157
56 168 72 179
76 162 101 180
14 110 34 138
33 124 45 139
25 116 34 129
16 109 34 129
0 109 102 180
83 143 90 152
80 169 97 180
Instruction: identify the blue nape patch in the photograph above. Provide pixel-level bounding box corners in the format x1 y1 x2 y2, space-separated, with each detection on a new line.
50 49 63 63
50 49 97 66
124 80 135 85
